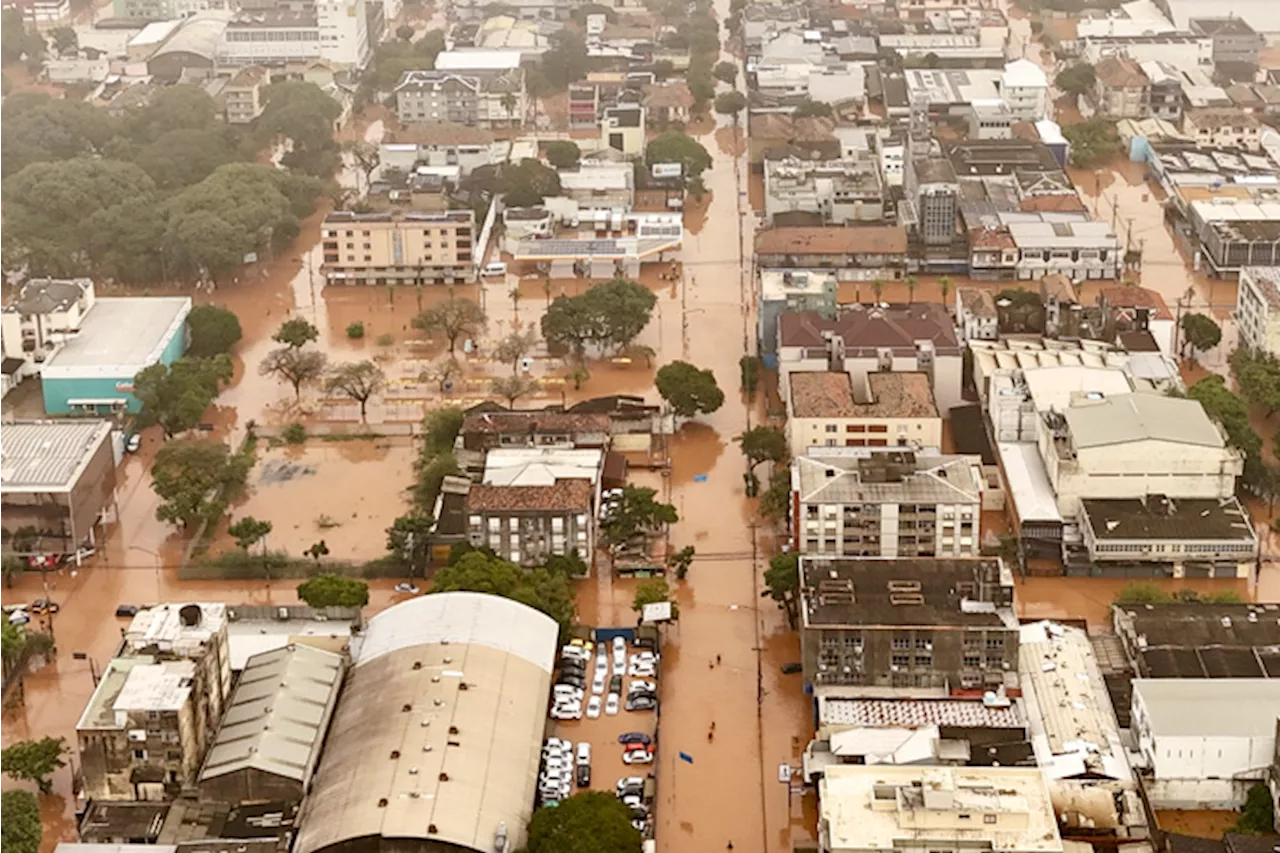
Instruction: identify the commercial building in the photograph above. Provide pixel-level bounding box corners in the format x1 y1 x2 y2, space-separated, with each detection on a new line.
799 556 1018 690
791 450 982 558
0 420 118 557
818 766 1062 853
1183 108 1263 151
1 277 97 377
1000 59 1050 121
786 373 943 456
1132 679 1280 808
198 644 344 804
393 69 525 128
763 156 884 227
219 0 371 69
1006 220 1122 281
777 304 963 413
1235 266 1280 353
320 210 476 285
600 103 644 157
758 269 838 356
1189 17 1265 64
559 161 635 210
78 604 231 801
40 297 191 416
459 410 610 453
1082 33 1214 73
754 227 909 281
1113 602 1280 679
1095 56 1149 119
293 593 558 853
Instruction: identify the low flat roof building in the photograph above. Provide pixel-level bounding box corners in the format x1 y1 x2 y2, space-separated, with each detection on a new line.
1075 495 1256 577
786 371 942 457
1113 603 1280 678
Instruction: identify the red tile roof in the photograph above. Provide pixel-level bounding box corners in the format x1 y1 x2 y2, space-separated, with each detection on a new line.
466 479 593 512
755 226 908 256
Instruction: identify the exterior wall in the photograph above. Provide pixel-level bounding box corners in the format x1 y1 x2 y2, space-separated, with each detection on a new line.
1003 83 1049 120
759 290 837 355
1013 245 1121 280
78 699 200 801
1184 116 1262 151
1 285 96 364
321 213 476 284
959 310 998 341
795 499 979 558
42 324 186 415
1 435 117 551
788 415 943 457
776 353 963 416
1097 82 1147 119
197 766 305 805
1236 268 1280 355
223 83 262 123
468 509 594 565
220 0 368 68
804 624 1016 690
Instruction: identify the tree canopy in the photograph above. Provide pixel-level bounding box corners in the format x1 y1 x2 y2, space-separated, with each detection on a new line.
297 574 370 607
1179 313 1221 356
543 140 581 169
186 305 243 358
1 737 67 793
413 291 487 353
632 577 677 617
151 439 251 528
737 426 787 471
134 355 232 438
764 552 800 627
1062 118 1120 168
1 790 41 853
325 360 386 421
792 99 833 118
540 278 656 357
503 157 562 207
526 792 642 853
1054 63 1096 97
601 485 678 545
1230 348 1280 415
656 361 725 417
712 61 737 83
228 516 273 552
714 90 747 117
260 347 328 399
430 550 576 638
645 131 713 180
537 31 590 90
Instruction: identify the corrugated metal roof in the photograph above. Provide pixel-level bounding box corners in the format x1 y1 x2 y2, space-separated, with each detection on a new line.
200 644 344 785
1063 393 1224 449
0 420 114 492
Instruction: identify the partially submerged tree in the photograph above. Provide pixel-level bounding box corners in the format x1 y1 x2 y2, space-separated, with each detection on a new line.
413 291 487 353
151 439 251 528
386 512 434 574
1179 313 1221 359
712 60 737 83
493 328 539 374
656 360 724 418
431 550 575 639
228 516 272 553
601 485 678 545
325 360 385 421
1 736 68 794
526 792 641 853
764 552 800 628
714 89 747 118
632 577 678 618
491 374 540 407
645 131 713 180
737 426 787 473
134 355 232 437
273 316 320 349
297 574 369 607
260 347 328 399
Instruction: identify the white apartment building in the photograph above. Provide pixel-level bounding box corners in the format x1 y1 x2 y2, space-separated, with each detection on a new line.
1236 266 1280 354
791 450 983 559
956 287 998 341
393 69 526 128
1183 108 1263 151
818 766 1063 853
1082 34 1213 73
999 59 1050 121
786 371 942 456
1008 220 1122 280
220 0 370 68
764 156 885 226
1 278 97 375
1133 679 1280 809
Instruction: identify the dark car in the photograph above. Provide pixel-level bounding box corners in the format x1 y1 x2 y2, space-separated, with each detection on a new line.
576 764 591 787
617 732 652 746
558 675 586 688
115 605 139 618
780 662 803 674
560 662 587 676
29 599 60 615
625 695 657 712
609 674 623 694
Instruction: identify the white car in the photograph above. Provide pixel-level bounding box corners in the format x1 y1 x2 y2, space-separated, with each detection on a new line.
613 643 626 671
577 743 591 765
481 261 507 277
628 664 657 677
561 646 590 662
554 685 583 699
587 695 603 718
605 692 620 716
550 704 582 720
591 671 606 695
629 652 658 664
628 680 656 694
595 652 609 674
622 748 653 765
545 737 570 751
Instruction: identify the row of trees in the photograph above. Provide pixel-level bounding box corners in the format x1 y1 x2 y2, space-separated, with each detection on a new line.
256 318 386 420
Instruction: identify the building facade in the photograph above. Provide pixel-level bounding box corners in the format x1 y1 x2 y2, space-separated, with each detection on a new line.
1183 108 1263 151
466 479 595 566
1 278 97 373
758 269 838 355
220 0 370 68
1076 495 1257 578
394 69 525 128
222 66 266 123
1189 17 1265 65
320 210 476 284
763 156 885 227
956 287 998 340
786 372 943 457
1094 55 1148 119
1235 266 1280 354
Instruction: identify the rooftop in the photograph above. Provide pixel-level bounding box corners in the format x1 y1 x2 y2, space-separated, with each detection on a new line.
3 277 92 315
124 603 228 658
1096 55 1148 88
1098 285 1173 320
947 139 1062 176
760 268 838 300
1242 266 1280 310
1081 495 1256 542
799 556 1015 630
790 371 937 420
819 765 1062 853
1114 602 1280 678
790 372 857 418
0 420 114 493
1061 393 1225 450
755 226 908 256
1133 679 1280 737
1188 16 1260 36
77 656 193 730
778 304 959 353
200 644 344 787
794 451 981 507
388 122 496 146
481 447 602 487
224 604 361 671
466 478 593 512
959 287 997 318
433 48 523 71
462 409 609 436
819 697 1023 729
43 297 190 375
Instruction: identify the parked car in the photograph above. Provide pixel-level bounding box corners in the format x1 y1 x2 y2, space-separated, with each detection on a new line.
628 680 656 694
587 696 602 718
618 732 651 746
780 662 803 674
125 433 142 453
625 695 657 712
628 663 657 677
481 262 507 277
577 764 591 787
558 674 586 689
29 599 59 615
114 604 139 618
7 609 30 626
622 748 654 765
595 652 609 674
561 646 590 662
609 674 623 694
605 692 620 715
616 777 644 797
576 743 591 765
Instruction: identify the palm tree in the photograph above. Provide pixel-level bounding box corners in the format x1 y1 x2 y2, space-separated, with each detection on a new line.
500 92 518 126
510 286 521 325
543 277 553 307
871 279 885 304
905 275 917 304
939 276 952 308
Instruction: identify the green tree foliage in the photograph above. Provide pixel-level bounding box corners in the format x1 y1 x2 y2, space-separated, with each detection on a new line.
494 328 540 374
430 551 575 637
669 545 695 579
1 790 41 853
1 9 45 70
646 131 713 180
386 512 434 572
423 407 465 457
228 516 272 555
712 60 737 84
1230 348 1280 415
656 360 724 418
134 355 232 437
2 623 26 665
502 157 562 207
256 82 341 176
1 555 21 589
758 467 791 523
296 574 370 607
792 99 833 118
1187 375 1263 465
1179 313 1221 357
1235 784 1277 834
540 278 656 357
740 355 761 396
601 485 678 545
527 791 642 853
273 316 320 349
125 84 218 141
737 426 787 471
362 30 446 94
543 140 581 169
136 127 240 190
413 291 487 353
186 305 243 357
1 737 67 793
1062 118 1120 167
325 360 385 421
1054 63 1096 97
151 439 251 528
1 94 113 173
539 30 589 90
765 552 800 627
685 58 715 107
714 90 747 117
632 577 677 617
260 347 327 399
1114 582 1243 605
49 26 77 55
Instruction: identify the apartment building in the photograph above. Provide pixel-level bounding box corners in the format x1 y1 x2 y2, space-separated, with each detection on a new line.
799 557 1018 690
77 604 231 801
1008 219 1122 280
786 372 943 457
320 210 476 285
1094 55 1148 119
763 156 885 227
1183 108 1263 151
1141 61 1184 122
220 0 370 69
758 269 838 355
0 277 96 373
1082 34 1213 72
393 68 525 128
1189 17 1265 65
1000 59 1050 121
222 66 266 124
1235 266 1280 354
791 450 982 558
466 479 595 566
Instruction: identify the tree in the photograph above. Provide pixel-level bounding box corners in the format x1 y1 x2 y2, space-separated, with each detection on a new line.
500 91 518 122
544 139 581 169
1188 376 1262 462
260 347 328 399
939 276 952 307
1113 581 1171 605
686 62 715 107
905 275 918 304
49 26 78 56
712 60 737 84
758 467 791 523
646 131 713 180
792 99 833 118
256 82 342 175
1235 783 1276 834
345 139 381 190
656 360 724 418
186 304 243 357
431 550 576 638
2 623 26 666
765 552 800 628
296 574 369 607
871 279 885 303
1231 348 1280 415
228 516 272 553
1054 63 1096 99
737 426 787 472
714 90 747 118
2 554 23 589
1 96 116 175
601 485 678 545
545 549 588 577
152 439 251 528
491 375 540 406
740 354 761 397
274 317 319 349
503 157 562 207
1180 313 1221 358
386 512 434 573
136 127 239 191
589 278 657 351
1062 118 1120 167
493 329 539 374
305 540 330 563
413 291 487 353
325 361 385 422
125 84 218 141
527 792 642 853
632 577 677 617
539 30 589 90
1 790 41 853
670 545 695 580
1 9 45 69
134 355 232 437
542 294 601 358
1 737 68 794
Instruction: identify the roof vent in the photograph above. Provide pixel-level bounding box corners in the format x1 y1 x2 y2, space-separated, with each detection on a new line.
378 799 389 808
408 768 419 775
390 750 401 759
458 682 469 691
439 772 450 781
178 604 202 627
443 657 453 664
413 661 423 670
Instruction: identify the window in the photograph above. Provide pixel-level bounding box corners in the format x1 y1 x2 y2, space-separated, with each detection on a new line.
891 654 910 667
133 748 148 760
984 815 997 825
825 424 837 433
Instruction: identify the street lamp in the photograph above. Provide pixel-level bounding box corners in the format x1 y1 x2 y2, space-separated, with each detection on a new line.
128 546 162 600
71 652 100 686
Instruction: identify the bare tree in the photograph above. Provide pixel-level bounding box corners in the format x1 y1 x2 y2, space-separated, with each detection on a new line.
260 347 328 399
345 140 381 192
325 360 385 421
491 375 540 407
493 329 539 375
418 357 460 393
412 290 487 353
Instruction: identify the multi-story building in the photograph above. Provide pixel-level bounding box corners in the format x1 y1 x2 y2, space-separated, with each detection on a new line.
956 287 998 340
1000 59 1050 121
1008 219 1122 280
1094 55 1148 118
904 147 960 248
1 278 97 373
1183 108 1263 151
1140 60 1184 122
320 210 476 285
221 66 266 124
786 372 943 457
112 0 223 20
818 766 1062 853
754 227 909 282
393 69 525 128
1189 17 1265 65
459 410 610 453
791 450 982 558
1113 602 1280 679
1235 266 1280 354
601 104 645 157
466 479 595 566
1083 34 1214 72
220 0 370 69
799 556 1018 690
763 156 884 227
758 269 838 355
77 604 231 801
